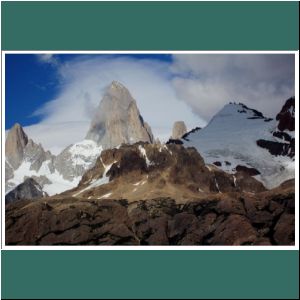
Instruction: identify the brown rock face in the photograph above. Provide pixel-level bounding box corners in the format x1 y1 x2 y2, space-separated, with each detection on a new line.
71 143 265 202
5 180 294 245
86 81 154 149
171 121 187 139
5 123 28 169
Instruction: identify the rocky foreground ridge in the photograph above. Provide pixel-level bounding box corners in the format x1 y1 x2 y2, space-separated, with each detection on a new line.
6 179 294 245
5 142 295 246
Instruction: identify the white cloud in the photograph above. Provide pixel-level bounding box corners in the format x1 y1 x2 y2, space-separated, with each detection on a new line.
28 55 204 152
36 54 59 66
171 54 295 120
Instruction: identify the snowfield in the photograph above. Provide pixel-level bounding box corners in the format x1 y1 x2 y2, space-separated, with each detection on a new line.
183 103 295 189
7 160 81 196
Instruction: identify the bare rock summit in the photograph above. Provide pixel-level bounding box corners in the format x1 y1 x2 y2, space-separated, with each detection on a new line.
86 81 154 149
5 123 28 169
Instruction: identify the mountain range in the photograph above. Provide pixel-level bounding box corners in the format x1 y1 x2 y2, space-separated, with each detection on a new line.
5 81 295 245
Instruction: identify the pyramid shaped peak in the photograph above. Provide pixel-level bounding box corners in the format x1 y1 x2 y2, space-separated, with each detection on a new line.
109 80 127 90
86 82 153 148
7 122 27 141
12 122 22 129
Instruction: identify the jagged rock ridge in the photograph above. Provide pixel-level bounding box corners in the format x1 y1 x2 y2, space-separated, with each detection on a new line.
63 142 265 202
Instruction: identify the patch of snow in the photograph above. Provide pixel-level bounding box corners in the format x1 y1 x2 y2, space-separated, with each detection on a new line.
133 181 142 186
214 178 220 193
73 160 116 197
67 139 102 167
99 192 112 199
138 145 152 166
233 175 237 187
163 145 172 155
7 160 81 196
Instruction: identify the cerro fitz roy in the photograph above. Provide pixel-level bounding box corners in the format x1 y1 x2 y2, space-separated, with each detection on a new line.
5 81 295 246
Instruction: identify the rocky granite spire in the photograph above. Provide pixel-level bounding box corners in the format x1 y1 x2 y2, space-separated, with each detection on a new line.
171 121 187 139
5 123 29 169
86 81 154 149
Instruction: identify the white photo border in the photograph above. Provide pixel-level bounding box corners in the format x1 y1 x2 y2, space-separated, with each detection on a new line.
1 50 299 251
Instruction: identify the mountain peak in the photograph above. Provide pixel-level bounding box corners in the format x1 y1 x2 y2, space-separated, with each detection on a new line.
110 80 127 90
214 102 267 121
5 123 29 169
86 82 153 148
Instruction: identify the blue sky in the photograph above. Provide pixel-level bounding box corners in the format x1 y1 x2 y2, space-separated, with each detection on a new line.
5 54 172 129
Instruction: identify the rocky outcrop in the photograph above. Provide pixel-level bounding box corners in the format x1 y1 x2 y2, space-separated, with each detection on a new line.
5 123 28 169
171 121 187 139
236 165 260 176
65 142 266 202
276 97 295 131
181 127 201 141
5 178 48 204
23 139 54 172
256 139 294 158
86 81 154 148
256 98 295 158
5 179 294 245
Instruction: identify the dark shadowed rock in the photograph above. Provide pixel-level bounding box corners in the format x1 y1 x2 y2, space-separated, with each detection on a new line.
276 97 295 131
256 97 295 158
236 165 261 176
256 139 294 158
5 178 47 204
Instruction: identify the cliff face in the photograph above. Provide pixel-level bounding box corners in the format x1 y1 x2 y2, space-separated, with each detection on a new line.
86 81 153 148
5 123 29 169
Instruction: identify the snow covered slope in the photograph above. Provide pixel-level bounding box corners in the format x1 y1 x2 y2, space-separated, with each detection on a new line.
182 102 295 189
5 138 103 196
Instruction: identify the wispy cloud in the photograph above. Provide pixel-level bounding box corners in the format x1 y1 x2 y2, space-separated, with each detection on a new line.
171 54 295 120
36 54 59 66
